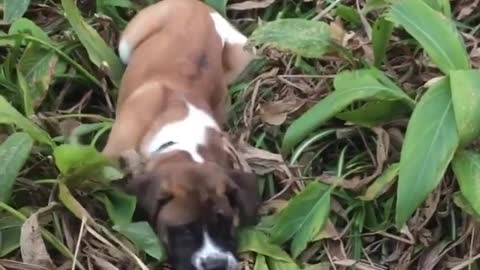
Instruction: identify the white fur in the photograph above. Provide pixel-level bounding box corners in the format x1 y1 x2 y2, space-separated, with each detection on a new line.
192 231 239 270
210 12 248 46
146 102 219 163
118 39 131 64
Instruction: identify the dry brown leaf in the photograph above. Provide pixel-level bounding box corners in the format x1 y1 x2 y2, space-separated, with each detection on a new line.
92 255 120 270
237 141 291 177
456 0 479 19
259 96 305 126
228 0 275 10
330 19 346 46
20 206 56 270
0 260 50 270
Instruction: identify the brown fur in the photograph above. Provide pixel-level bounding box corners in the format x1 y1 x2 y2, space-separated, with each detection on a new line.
102 0 257 243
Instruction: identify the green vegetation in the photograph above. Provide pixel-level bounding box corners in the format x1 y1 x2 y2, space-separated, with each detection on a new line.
1 0 480 269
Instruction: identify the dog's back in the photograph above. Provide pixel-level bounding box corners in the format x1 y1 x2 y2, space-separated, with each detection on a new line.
117 0 226 111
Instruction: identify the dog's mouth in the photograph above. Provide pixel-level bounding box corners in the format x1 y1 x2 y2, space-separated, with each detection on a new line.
166 221 240 270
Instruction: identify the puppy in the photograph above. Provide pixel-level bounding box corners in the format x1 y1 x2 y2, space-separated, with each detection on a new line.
102 1 257 270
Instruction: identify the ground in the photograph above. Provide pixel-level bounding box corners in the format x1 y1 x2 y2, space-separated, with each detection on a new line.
1 0 480 269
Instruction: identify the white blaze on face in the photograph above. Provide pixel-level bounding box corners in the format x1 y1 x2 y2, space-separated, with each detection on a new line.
146 102 219 163
210 12 248 47
192 230 239 270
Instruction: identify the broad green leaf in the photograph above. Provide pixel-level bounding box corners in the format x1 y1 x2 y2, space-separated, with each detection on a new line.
397 78 459 226
0 227 21 256
97 190 136 227
282 69 414 152
8 18 50 43
336 5 361 26
423 0 451 17
453 192 480 221
238 229 293 262
17 69 34 117
452 151 480 216
254 255 268 270
0 133 33 202
336 100 410 128
113 222 166 261
450 70 480 146
59 183 93 221
387 0 469 74
250 19 331 58
61 0 124 87
270 182 331 258
359 163 399 201
53 144 119 187
204 0 227 16
17 43 58 112
54 144 109 175
372 18 393 67
0 96 54 146
4 0 31 24
266 258 301 270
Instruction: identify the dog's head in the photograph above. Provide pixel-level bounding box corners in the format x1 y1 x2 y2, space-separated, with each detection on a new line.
125 161 258 270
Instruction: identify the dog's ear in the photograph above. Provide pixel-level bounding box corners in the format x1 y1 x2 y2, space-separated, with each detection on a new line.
227 170 259 226
126 172 171 223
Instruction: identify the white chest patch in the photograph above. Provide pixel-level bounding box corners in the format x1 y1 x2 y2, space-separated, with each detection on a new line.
146 102 219 163
192 231 239 270
210 12 248 46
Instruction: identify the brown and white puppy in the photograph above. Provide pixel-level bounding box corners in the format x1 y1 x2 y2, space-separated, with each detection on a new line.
102 1 257 270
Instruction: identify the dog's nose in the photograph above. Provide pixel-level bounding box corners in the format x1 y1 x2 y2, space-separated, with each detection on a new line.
202 257 229 270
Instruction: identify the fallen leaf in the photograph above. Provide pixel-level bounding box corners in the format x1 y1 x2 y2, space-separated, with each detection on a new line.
259 97 305 126
238 142 291 176
92 255 119 270
228 0 275 10
20 206 56 269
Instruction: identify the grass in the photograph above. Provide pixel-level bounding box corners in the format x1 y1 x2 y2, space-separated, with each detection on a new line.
1 0 480 269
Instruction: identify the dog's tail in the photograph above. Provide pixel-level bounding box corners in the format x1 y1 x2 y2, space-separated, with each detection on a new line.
118 1 171 64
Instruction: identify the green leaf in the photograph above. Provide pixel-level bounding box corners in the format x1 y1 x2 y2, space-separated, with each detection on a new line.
270 182 331 258
396 78 459 226
250 19 331 58
359 163 399 201
238 229 293 262
17 43 58 113
386 0 469 74
204 0 227 16
450 70 480 146
423 0 451 17
452 151 480 217
17 68 34 117
97 190 136 227
0 226 21 256
113 222 166 261
8 18 51 43
336 5 361 26
59 183 93 220
61 0 124 87
266 258 301 270
254 255 268 270
336 100 410 128
453 192 480 221
0 133 33 202
0 96 54 146
53 144 120 187
4 0 31 24
372 18 393 67
282 69 414 152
